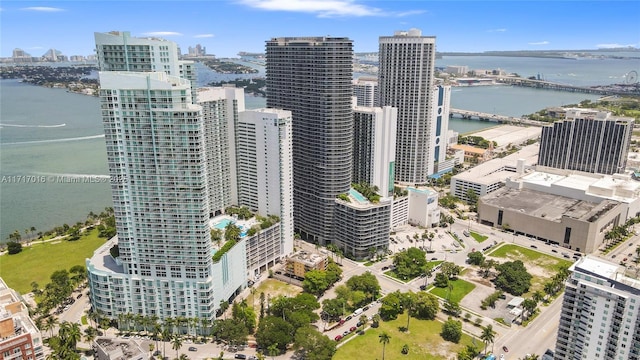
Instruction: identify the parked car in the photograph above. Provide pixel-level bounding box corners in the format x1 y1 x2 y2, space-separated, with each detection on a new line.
188 347 197 352
234 355 247 360
342 331 349 337
334 335 342 341
503 346 509 352
345 315 352 321
350 326 357 332
76 293 83 299
363 306 370 311
551 249 558 253
530 245 538 249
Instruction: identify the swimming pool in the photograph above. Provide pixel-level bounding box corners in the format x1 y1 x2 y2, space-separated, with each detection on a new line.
349 188 368 203
214 218 233 230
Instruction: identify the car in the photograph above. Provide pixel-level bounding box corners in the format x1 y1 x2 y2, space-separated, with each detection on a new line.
234 355 247 360
363 306 370 311
551 249 558 253
342 331 349 337
624 257 628 262
350 326 357 332
500 355 505 360
431 257 438 261
339 319 345 325
334 335 342 341
419 285 427 291
356 321 363 327
530 245 538 249
188 347 197 352
629 253 634 257
345 315 352 321
503 346 509 352
612 254 617 259
367 315 373 321
76 293 83 299
381 266 389 271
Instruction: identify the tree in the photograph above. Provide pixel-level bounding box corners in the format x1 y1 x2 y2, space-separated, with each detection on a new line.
7 241 22 254
302 270 330 296
467 251 485 266
400 291 416 331
522 298 538 320
358 314 368 331
440 317 462 343
371 314 381 328
214 319 248 346
293 326 336 360
59 321 82 353
443 299 461 317
412 291 439 320
480 324 496 355
255 316 294 352
378 332 391 360
495 260 533 295
440 261 462 279
393 248 427 280
322 298 346 322
171 335 183 359
401 344 409 355
379 291 403 321
532 290 545 304
434 272 449 288
224 223 241 242
232 300 257 333
267 343 279 360
345 272 381 301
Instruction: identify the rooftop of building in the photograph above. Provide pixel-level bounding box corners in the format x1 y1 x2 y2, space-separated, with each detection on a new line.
453 144 540 185
449 143 487 154
481 187 620 223
337 188 392 210
289 251 327 267
470 125 542 149
518 167 640 203
87 237 125 275
95 337 145 359
572 255 640 292
0 278 41 341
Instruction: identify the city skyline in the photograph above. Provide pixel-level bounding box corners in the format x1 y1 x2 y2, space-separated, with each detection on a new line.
1 0 639 59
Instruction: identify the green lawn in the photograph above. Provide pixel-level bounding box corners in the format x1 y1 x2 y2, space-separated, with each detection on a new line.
429 278 476 303
0 229 107 294
427 260 443 268
384 270 418 283
470 231 488 243
334 314 476 360
487 244 572 272
252 278 302 302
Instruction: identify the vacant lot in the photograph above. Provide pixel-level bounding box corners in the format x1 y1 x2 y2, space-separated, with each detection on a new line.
487 244 572 295
334 315 476 360
252 278 302 304
0 229 106 294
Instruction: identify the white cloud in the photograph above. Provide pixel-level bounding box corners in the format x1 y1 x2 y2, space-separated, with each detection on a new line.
194 34 215 38
528 41 549 45
237 0 424 18
596 43 637 49
487 28 507 33
142 32 183 37
20 6 65 12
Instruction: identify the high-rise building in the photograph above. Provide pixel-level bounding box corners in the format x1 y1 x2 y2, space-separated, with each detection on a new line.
87 32 247 323
555 255 640 359
352 106 397 197
432 85 451 171
378 29 437 183
197 86 245 216
353 77 379 107
236 108 294 256
538 110 633 175
90 71 218 320
265 37 353 245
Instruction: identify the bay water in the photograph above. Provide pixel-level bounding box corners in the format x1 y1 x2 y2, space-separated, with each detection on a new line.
0 56 633 241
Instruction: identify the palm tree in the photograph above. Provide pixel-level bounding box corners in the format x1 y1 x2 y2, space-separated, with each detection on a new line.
372 314 381 328
532 290 545 304
43 316 58 338
480 325 495 355
84 327 98 344
379 332 391 360
171 335 183 359
250 287 258 309
178 354 190 360
358 314 368 331
401 294 415 331
521 355 540 360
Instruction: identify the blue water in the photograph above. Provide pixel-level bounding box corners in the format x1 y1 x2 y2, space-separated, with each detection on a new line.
214 219 233 230
349 188 368 203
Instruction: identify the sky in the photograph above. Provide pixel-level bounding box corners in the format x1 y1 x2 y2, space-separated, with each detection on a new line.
1 0 639 58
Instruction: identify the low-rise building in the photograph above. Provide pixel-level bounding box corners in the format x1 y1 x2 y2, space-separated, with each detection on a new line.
478 187 625 253
449 144 491 164
451 144 539 203
0 278 44 360
94 337 146 360
285 251 328 279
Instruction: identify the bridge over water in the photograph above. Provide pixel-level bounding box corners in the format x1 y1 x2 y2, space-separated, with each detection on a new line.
449 108 548 127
